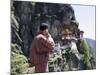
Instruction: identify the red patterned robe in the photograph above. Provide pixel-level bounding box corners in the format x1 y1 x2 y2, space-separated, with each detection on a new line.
30 32 55 73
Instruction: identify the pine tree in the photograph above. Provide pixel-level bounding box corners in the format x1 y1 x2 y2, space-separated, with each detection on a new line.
80 39 91 69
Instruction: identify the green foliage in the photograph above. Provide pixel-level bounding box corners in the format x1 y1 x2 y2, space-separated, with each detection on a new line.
48 47 71 72
80 39 91 69
48 61 55 72
11 44 29 75
64 48 71 61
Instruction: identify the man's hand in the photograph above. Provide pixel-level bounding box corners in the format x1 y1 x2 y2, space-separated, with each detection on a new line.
45 33 51 39
48 34 55 46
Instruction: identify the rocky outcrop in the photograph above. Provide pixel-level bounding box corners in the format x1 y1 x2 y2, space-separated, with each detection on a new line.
12 1 77 56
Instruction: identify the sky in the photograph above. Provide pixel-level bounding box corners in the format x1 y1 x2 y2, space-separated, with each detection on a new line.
71 5 95 40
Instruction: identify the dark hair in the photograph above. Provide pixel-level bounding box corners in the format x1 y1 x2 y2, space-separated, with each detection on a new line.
40 23 49 31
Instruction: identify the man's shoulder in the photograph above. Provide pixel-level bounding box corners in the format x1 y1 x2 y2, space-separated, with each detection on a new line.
36 34 46 39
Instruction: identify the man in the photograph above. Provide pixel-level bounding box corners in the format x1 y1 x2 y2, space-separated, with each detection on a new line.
30 23 55 73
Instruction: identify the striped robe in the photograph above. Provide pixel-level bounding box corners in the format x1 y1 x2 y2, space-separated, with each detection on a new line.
30 32 55 73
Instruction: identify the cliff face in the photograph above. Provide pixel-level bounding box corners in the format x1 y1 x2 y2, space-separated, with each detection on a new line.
11 1 95 72
12 1 77 56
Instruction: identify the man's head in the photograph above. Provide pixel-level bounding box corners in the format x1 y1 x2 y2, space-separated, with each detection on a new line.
39 23 49 36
